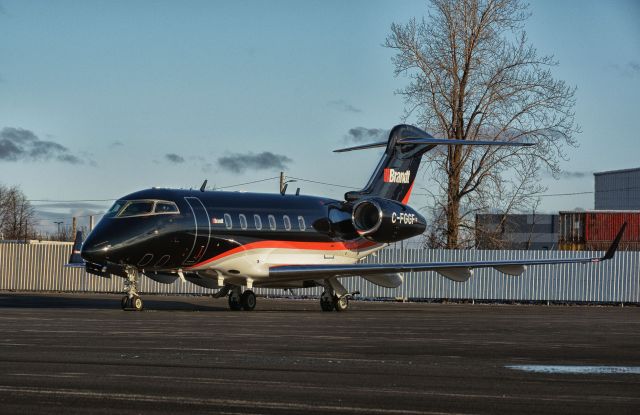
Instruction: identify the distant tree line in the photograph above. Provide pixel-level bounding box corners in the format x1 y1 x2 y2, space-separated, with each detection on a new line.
0 184 37 240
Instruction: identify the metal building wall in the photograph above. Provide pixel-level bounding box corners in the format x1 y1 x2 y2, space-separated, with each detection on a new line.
1 242 638 303
594 168 640 210
475 213 559 250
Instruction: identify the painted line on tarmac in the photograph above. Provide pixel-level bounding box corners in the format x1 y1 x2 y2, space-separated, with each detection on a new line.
506 365 640 375
0 385 467 415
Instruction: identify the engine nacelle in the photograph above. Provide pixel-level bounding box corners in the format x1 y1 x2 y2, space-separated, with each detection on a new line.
351 197 426 243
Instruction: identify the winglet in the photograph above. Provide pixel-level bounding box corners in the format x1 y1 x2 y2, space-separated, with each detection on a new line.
602 222 627 261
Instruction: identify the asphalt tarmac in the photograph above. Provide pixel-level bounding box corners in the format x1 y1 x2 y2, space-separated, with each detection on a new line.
0 293 638 414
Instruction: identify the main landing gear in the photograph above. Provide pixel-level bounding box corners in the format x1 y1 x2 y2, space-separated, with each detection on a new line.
320 278 359 312
121 267 144 311
227 286 256 311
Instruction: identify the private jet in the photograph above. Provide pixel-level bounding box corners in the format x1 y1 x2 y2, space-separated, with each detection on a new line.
68 124 625 311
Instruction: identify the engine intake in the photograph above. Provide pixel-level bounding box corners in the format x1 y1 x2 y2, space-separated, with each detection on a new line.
352 198 426 243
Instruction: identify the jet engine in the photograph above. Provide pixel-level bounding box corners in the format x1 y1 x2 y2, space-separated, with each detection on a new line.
351 197 426 243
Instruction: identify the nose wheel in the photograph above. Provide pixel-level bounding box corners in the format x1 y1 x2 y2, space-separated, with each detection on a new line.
121 267 144 311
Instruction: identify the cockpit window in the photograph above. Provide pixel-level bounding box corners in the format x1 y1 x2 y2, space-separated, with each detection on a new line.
104 201 125 218
111 199 181 218
119 201 155 217
155 201 179 214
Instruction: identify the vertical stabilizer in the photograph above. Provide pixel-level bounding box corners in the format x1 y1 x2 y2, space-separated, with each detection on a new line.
344 125 435 204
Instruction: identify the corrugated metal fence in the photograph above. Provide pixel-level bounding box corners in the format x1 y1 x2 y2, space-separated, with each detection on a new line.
1 242 639 303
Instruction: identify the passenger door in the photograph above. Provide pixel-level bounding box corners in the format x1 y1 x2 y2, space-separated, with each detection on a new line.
182 197 211 265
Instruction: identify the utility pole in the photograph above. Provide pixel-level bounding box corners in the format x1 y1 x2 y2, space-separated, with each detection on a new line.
279 172 296 195
279 171 285 194
72 217 77 239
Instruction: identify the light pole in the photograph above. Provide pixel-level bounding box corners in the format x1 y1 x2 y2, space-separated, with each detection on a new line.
54 221 63 238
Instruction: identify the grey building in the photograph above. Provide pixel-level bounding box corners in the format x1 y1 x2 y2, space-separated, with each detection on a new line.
594 167 640 210
475 213 559 250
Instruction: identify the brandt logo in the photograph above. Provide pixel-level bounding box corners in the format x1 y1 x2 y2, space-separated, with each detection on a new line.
383 168 411 184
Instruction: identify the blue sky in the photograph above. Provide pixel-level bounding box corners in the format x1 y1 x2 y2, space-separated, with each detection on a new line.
0 0 638 233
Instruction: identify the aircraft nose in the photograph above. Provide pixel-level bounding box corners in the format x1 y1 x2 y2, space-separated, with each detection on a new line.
80 233 111 264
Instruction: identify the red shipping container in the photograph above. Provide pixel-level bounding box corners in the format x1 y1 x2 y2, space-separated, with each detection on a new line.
585 211 640 242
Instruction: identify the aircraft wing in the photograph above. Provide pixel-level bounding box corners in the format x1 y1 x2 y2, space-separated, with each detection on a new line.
269 224 626 283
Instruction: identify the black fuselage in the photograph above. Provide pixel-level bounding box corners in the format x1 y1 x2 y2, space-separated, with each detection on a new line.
81 188 359 271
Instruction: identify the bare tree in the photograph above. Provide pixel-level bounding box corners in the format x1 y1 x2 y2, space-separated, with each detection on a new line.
386 0 579 248
0 184 37 240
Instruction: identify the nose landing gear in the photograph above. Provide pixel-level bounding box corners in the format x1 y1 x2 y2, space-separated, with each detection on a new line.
121 267 144 311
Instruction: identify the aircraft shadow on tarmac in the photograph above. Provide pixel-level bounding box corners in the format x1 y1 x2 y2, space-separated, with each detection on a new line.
0 293 443 313
0 293 228 312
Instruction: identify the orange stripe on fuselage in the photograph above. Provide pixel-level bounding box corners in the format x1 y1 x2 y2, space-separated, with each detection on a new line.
185 239 378 269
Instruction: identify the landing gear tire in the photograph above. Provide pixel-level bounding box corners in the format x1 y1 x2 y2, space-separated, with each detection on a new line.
228 292 243 311
121 267 143 311
132 296 144 311
241 290 256 311
333 295 349 312
320 291 334 312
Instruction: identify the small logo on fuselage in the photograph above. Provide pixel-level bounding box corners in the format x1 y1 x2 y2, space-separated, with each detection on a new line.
211 218 224 224
383 168 411 184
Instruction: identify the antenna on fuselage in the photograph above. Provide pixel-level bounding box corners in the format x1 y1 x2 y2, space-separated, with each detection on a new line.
200 179 207 192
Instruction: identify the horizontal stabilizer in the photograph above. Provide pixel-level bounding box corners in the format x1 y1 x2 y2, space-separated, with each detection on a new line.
398 137 534 147
333 141 388 153
334 136 533 153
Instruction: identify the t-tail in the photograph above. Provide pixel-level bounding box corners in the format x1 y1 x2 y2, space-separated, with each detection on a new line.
334 124 534 205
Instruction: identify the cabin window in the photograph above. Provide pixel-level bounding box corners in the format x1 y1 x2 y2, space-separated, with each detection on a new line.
155 255 170 267
283 215 291 231
154 201 179 214
138 253 154 267
298 216 306 231
254 214 262 230
224 213 233 229
239 214 248 230
119 201 154 217
268 214 276 230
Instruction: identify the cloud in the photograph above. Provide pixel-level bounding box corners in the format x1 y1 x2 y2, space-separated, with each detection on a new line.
328 99 362 113
344 127 389 143
558 170 591 179
165 153 185 163
218 151 292 173
31 201 110 210
34 207 105 234
0 127 83 164
607 61 640 77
